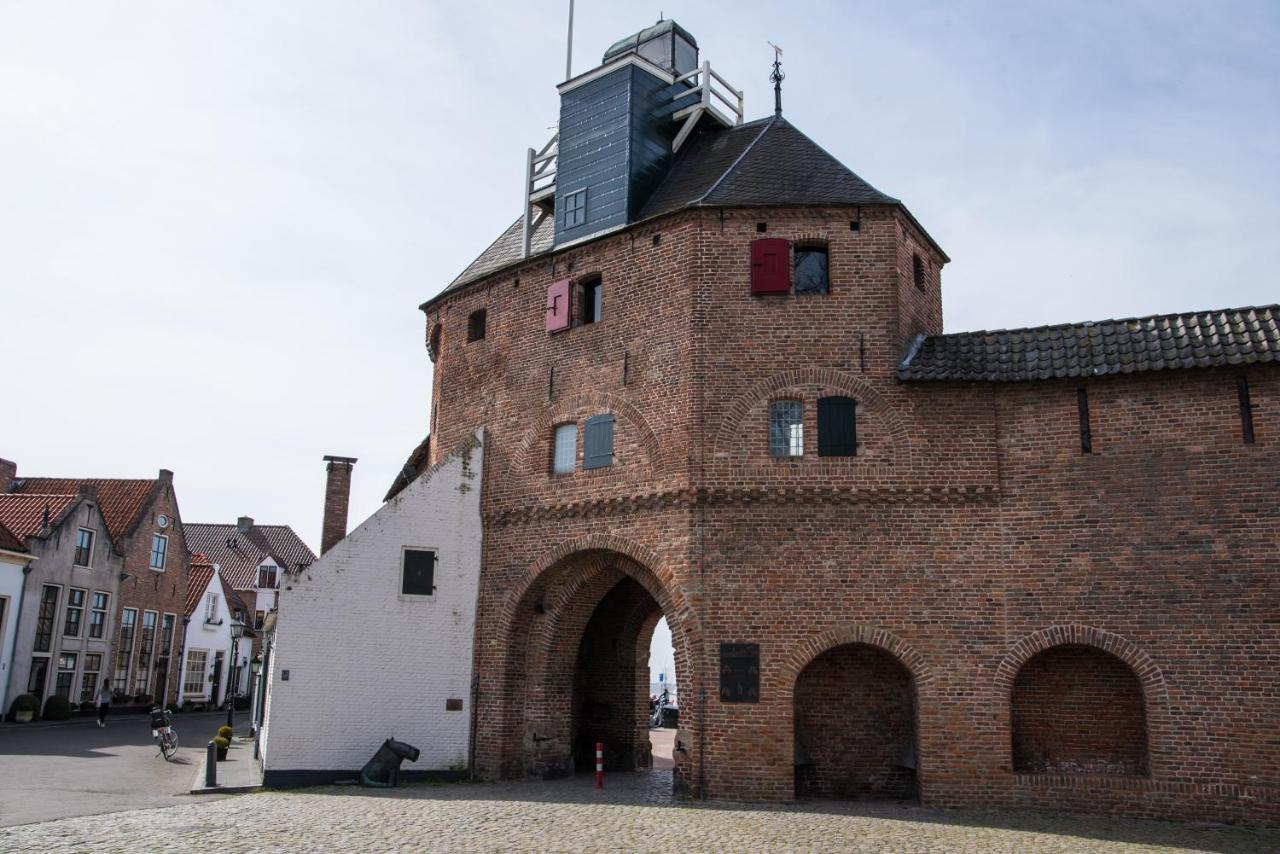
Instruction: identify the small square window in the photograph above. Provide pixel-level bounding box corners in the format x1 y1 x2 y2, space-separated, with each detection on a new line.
770 401 804 457
913 253 926 291
402 549 436 596
794 246 829 295
564 189 587 229
467 309 487 342
553 424 577 474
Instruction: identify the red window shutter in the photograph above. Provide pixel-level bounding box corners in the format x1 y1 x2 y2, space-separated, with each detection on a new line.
750 238 790 294
546 278 572 333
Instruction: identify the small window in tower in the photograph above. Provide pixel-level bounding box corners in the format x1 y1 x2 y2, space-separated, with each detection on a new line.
584 414 615 469
817 396 857 456
579 276 602 325
794 244 830 295
913 253 926 291
564 189 587 228
769 401 804 458
428 323 442 361
467 309 487 342
552 423 577 474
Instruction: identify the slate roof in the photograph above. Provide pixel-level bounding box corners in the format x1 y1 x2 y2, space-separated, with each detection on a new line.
0 493 79 548
184 522 316 589
430 115 921 307
384 434 432 502
898 305 1280 383
9 477 156 543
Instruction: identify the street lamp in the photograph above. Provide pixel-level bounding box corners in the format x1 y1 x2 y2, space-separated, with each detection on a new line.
227 618 244 729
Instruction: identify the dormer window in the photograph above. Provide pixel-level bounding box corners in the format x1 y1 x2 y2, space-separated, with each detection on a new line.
258 564 278 589
467 309 487 342
564 188 587 228
794 243 829 295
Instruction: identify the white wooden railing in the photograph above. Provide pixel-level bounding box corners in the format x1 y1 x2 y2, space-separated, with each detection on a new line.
671 61 744 151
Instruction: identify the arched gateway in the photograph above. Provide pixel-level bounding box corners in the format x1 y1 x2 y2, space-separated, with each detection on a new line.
479 544 698 791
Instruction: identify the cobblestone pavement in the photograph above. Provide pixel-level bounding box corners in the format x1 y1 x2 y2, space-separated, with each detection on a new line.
2 769 1275 853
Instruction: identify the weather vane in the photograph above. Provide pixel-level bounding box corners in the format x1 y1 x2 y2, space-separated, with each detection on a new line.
768 42 784 116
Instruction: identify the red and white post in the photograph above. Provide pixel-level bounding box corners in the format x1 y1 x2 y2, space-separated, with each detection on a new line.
595 742 604 789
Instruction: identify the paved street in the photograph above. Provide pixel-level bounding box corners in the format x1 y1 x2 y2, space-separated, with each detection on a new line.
2 765 1276 852
0 710 229 827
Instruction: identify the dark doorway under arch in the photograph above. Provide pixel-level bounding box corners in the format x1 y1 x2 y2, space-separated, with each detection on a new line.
793 643 918 800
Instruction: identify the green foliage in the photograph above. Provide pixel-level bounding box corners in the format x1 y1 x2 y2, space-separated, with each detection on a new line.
213 736 230 749
9 693 39 715
42 694 73 721
217 725 233 739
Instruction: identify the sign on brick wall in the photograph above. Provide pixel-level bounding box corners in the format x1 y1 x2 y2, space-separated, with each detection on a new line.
719 643 759 703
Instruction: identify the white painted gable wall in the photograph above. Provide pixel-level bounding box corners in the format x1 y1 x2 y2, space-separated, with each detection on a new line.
261 435 482 776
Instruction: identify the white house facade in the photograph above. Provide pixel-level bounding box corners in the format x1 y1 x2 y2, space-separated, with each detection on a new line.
0 547 34 715
177 563 250 709
260 434 483 786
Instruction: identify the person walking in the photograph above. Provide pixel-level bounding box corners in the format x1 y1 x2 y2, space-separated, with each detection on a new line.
96 680 112 727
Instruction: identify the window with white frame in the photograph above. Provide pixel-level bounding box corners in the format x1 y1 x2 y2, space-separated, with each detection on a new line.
183 649 208 696
88 592 109 638
553 424 577 474
63 588 85 637
133 610 156 694
204 592 218 624
770 400 804 457
150 534 167 570
80 652 102 705
114 608 136 687
258 564 278 589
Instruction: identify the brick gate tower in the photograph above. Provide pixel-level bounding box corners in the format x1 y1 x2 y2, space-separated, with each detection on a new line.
404 20 1277 823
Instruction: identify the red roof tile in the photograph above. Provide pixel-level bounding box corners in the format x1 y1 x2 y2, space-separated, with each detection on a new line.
9 477 156 543
184 522 316 590
0 493 79 545
185 555 215 617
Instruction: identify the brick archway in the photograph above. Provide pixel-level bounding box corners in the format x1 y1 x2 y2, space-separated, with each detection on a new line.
994 625 1167 704
482 535 700 790
995 625 1169 777
777 625 935 689
779 625 933 801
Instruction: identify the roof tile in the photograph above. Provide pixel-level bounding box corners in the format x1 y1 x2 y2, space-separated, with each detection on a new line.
899 305 1280 382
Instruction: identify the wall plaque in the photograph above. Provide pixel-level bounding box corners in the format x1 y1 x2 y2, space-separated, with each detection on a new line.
719 642 760 703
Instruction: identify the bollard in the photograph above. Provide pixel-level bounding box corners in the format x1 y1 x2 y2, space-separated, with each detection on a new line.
205 741 218 788
595 742 604 789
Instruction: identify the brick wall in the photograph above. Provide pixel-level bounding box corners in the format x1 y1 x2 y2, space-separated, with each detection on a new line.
421 201 1279 825
260 436 483 779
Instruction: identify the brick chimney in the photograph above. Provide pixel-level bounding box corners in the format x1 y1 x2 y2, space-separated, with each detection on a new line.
321 455 357 555
0 458 15 493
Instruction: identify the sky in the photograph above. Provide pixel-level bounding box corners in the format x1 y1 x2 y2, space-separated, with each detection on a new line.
2 2 1277 686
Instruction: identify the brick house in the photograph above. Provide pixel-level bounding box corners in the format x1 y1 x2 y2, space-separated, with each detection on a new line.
3 461 190 707
267 20 1278 825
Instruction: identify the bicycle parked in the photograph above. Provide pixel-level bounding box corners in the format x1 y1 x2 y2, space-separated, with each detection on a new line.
150 707 178 760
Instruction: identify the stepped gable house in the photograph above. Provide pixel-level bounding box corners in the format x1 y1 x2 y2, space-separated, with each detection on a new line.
270 21 1278 824
3 461 190 708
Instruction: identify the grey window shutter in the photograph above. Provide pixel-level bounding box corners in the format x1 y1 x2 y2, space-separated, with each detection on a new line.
583 414 615 469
